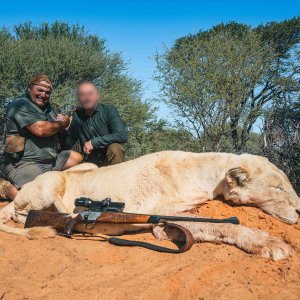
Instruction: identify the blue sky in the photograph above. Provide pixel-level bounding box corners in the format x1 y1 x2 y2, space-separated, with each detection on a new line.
1 0 299 118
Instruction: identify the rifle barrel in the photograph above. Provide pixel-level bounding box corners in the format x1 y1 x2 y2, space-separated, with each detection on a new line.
148 215 240 225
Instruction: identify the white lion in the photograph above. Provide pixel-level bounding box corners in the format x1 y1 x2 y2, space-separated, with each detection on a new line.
0 151 299 261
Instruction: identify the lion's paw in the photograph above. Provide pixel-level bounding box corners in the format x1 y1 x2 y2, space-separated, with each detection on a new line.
238 228 290 261
258 235 290 261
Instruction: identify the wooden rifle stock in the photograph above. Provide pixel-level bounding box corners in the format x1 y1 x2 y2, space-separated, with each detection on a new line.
25 211 154 235
25 210 72 231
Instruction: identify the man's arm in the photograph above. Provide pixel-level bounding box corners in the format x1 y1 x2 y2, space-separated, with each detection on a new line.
26 118 69 137
90 106 127 149
11 101 69 138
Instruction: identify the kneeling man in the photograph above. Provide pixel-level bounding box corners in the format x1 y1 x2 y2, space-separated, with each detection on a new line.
63 81 127 166
0 74 83 200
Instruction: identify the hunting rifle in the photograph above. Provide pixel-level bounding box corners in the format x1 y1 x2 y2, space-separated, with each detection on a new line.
25 197 240 253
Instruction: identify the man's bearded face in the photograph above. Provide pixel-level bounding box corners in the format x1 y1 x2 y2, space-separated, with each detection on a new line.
29 81 52 107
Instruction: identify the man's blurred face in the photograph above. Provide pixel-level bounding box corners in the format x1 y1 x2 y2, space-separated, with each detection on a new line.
29 81 52 107
77 83 100 110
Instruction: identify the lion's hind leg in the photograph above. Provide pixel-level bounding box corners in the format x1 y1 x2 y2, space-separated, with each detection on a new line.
13 171 68 218
153 217 290 261
0 171 69 239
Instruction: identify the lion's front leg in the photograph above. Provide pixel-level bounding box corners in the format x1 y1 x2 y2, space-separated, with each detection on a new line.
153 221 290 261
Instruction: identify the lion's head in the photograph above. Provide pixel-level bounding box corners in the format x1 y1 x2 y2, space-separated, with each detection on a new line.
223 154 299 224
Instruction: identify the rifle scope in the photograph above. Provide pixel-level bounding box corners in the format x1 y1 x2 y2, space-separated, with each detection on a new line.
74 197 125 212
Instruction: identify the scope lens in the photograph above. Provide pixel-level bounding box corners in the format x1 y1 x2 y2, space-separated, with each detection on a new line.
75 197 92 208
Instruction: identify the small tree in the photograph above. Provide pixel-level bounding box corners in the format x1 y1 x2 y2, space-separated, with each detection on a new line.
156 18 300 152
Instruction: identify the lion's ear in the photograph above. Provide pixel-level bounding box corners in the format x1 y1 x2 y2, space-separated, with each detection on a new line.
225 167 250 187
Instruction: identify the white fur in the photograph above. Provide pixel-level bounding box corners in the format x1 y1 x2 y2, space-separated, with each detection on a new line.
0 151 298 260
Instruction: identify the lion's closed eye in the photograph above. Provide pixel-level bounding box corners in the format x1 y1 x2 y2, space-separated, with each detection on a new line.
271 185 285 192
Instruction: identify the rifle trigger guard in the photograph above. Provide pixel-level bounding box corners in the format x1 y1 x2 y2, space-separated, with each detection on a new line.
82 210 98 230
84 222 96 230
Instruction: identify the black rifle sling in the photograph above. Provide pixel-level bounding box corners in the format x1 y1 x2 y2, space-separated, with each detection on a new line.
108 222 194 253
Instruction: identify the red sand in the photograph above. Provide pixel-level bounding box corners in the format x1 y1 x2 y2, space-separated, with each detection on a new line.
0 200 299 299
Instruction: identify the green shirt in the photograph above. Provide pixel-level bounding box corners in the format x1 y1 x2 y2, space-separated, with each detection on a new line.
64 103 127 149
5 93 60 161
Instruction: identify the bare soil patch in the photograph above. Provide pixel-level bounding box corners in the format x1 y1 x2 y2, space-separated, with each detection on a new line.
0 200 299 299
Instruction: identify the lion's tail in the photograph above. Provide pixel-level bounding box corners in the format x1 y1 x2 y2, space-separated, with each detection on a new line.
0 222 57 239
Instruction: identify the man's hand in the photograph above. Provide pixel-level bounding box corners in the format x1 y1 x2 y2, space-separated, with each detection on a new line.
83 140 94 154
56 114 70 129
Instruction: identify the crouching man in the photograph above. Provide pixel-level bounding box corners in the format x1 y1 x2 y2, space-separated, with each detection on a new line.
0 74 83 200
63 81 127 166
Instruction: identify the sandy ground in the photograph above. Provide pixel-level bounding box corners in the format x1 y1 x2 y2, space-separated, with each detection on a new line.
0 200 299 300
